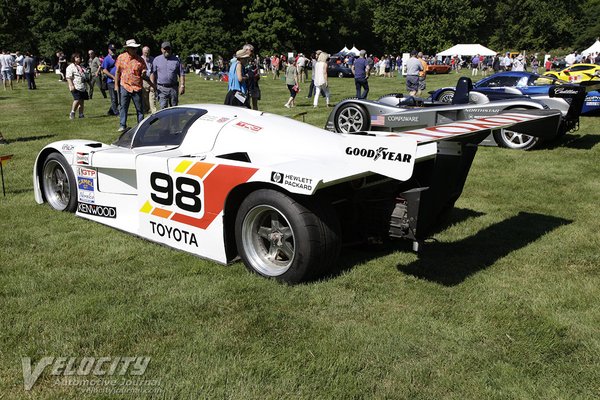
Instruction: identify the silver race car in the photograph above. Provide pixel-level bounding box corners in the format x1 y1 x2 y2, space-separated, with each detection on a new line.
325 77 585 150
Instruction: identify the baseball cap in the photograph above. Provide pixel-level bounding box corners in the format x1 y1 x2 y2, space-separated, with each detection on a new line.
161 41 172 49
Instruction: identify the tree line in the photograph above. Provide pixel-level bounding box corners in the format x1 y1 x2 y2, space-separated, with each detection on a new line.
1 0 597 59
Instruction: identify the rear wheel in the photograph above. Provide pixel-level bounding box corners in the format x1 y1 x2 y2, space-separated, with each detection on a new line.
42 153 77 211
493 107 540 150
338 72 344 78
235 189 340 283
334 103 370 133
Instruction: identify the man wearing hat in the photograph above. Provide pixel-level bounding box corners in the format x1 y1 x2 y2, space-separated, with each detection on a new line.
101 44 119 115
150 41 185 110
115 39 151 132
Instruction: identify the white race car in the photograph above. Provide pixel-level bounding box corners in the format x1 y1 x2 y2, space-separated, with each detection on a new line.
34 105 560 283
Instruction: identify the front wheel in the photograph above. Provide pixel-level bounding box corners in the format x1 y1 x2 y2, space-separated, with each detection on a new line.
338 72 344 78
334 103 370 133
436 89 455 103
42 152 77 211
493 107 540 150
235 189 340 283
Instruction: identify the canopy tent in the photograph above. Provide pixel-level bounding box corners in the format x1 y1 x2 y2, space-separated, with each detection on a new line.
437 44 497 57
582 39 600 56
348 46 360 56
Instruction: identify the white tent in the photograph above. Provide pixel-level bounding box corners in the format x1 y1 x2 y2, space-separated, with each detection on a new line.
338 46 350 55
437 44 497 57
348 46 360 56
582 40 600 56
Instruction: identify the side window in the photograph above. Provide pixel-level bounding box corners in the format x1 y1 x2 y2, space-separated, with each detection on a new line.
132 108 206 148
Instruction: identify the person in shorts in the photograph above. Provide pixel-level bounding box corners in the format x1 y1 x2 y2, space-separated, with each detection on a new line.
66 52 89 119
405 50 422 96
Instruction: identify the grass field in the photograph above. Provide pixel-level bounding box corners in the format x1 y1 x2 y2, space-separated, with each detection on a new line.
1 70 599 399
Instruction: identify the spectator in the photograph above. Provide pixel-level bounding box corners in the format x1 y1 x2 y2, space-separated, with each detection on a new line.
417 52 427 96
15 51 24 84
492 55 500 72
224 48 251 108
87 50 106 99
151 41 184 110
531 55 539 74
115 39 149 132
545 56 552 71
141 46 156 114
0 50 14 90
352 49 370 99
471 54 480 76
297 53 307 83
66 52 89 119
23 52 36 90
512 54 525 72
312 52 331 108
405 50 422 96
271 54 280 80
284 59 299 108
247 58 261 110
102 44 119 116
502 52 512 71
58 51 67 81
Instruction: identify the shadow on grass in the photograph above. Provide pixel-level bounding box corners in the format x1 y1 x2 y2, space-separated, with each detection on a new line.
398 212 571 286
6 134 57 143
557 134 600 150
323 207 485 281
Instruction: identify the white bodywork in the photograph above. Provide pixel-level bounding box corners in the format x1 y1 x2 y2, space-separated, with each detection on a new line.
33 105 551 264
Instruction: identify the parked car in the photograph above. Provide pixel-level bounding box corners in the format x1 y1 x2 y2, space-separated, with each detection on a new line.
426 63 451 74
33 104 558 283
327 63 353 78
544 63 600 85
430 71 598 116
326 76 584 150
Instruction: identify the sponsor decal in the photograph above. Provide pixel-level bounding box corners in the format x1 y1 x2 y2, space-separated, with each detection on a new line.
77 167 96 177
464 108 501 113
235 121 262 132
387 115 419 123
149 221 198 247
553 87 579 95
140 161 258 230
76 152 90 165
78 190 95 204
371 115 386 126
271 172 313 190
77 177 94 191
216 117 230 123
78 203 116 218
345 146 412 163
62 144 74 152
199 114 219 122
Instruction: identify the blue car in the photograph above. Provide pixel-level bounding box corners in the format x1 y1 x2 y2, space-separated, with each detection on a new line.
431 71 600 115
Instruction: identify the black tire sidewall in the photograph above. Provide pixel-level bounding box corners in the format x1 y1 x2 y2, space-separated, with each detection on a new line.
43 152 78 212
334 103 370 133
235 189 339 283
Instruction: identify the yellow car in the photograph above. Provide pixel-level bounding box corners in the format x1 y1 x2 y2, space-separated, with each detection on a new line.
544 63 600 84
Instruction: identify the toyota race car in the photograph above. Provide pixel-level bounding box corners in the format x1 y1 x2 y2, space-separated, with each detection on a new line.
326 77 585 150
34 105 561 283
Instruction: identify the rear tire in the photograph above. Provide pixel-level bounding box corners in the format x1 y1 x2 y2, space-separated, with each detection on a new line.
41 152 77 211
493 107 540 150
235 189 341 283
334 103 370 133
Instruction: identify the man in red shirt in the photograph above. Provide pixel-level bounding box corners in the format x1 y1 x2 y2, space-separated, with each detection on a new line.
115 39 152 132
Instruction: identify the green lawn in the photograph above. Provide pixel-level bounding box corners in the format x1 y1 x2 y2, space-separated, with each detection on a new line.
1 70 599 399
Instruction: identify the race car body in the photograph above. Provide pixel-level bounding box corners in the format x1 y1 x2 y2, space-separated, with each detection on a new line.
326 77 585 150
544 63 600 84
34 105 561 283
430 71 598 116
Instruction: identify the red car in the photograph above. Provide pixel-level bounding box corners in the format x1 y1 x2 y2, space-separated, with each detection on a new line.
426 63 451 74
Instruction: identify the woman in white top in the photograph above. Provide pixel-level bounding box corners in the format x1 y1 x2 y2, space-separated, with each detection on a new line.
66 52 89 119
313 52 330 107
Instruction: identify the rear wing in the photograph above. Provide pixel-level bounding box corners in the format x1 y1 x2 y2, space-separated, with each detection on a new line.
549 85 586 129
383 110 562 146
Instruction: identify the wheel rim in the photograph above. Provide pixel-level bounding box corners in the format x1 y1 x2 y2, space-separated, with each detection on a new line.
43 159 72 210
500 130 537 149
242 205 295 276
438 91 454 103
337 106 365 133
